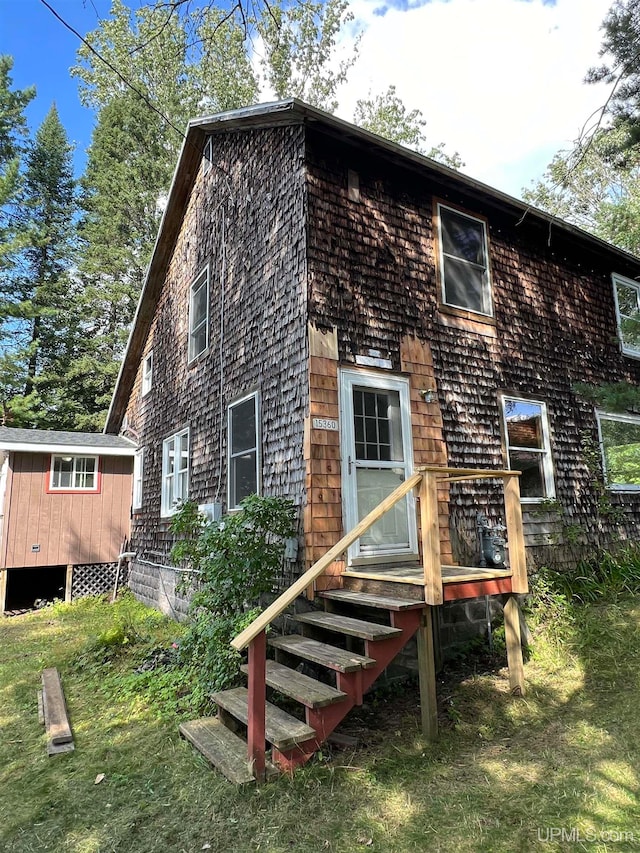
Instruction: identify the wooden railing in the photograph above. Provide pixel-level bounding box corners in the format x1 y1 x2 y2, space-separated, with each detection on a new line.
231 471 423 652
230 465 526 780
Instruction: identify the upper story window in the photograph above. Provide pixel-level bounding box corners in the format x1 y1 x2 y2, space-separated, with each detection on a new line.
161 429 189 517
501 396 555 502
49 455 100 493
612 273 640 358
597 411 640 491
228 393 260 510
133 448 144 511
437 203 492 316
188 268 209 363
141 350 153 396
203 136 212 174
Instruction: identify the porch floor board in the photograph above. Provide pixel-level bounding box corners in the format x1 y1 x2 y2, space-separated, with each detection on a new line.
342 563 512 585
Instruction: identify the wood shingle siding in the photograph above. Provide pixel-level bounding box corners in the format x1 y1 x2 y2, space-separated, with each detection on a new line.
124 126 308 562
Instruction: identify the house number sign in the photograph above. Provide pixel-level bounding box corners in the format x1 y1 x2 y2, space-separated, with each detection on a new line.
312 417 339 431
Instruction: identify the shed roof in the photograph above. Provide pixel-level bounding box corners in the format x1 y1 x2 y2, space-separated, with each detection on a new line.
104 98 640 433
0 427 136 456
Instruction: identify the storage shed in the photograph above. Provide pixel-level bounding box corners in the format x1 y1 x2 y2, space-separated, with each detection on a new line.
0 428 135 614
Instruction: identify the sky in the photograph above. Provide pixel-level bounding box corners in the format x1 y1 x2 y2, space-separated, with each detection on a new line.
0 0 615 199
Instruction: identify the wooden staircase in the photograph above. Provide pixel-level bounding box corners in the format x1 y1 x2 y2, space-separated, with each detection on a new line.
180 589 426 783
180 467 528 783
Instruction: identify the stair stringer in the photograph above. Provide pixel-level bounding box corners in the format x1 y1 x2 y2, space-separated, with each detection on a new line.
271 607 424 773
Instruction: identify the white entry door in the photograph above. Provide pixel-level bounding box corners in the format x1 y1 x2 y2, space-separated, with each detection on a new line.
340 369 418 564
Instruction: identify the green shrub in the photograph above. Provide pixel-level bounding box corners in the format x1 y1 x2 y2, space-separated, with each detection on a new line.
169 494 297 707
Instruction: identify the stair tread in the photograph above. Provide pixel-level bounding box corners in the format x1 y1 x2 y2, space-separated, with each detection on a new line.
179 717 278 784
269 633 377 672
294 610 403 640
241 660 347 708
211 687 316 751
320 589 426 611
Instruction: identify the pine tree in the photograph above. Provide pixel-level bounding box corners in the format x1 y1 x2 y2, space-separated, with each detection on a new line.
1 104 77 428
0 56 35 423
586 0 640 146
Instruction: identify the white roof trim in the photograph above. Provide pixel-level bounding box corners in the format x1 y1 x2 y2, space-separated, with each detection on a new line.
0 442 136 456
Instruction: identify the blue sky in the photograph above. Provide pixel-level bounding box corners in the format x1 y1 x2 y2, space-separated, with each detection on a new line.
0 0 112 174
1 0 615 198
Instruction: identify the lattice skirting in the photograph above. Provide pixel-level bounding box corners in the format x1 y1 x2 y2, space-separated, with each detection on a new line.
71 562 127 599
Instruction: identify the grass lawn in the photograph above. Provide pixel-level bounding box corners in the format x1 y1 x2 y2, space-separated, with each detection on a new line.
1 591 639 852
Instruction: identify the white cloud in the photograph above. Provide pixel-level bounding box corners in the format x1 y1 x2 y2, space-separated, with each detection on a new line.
336 0 613 198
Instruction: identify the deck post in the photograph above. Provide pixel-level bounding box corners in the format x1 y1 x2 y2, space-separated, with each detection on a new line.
503 594 525 696
419 471 443 606
416 606 438 740
247 630 267 781
503 475 528 594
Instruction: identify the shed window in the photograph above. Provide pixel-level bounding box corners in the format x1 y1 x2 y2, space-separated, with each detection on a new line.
133 449 144 510
50 455 99 492
228 393 260 510
501 396 555 501
597 412 640 490
141 351 153 396
188 268 209 362
161 429 189 516
612 273 640 358
438 204 492 316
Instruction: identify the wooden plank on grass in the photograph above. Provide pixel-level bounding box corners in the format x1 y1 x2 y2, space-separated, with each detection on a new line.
41 668 73 745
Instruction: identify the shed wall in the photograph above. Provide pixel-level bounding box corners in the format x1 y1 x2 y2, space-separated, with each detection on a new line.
1 452 132 568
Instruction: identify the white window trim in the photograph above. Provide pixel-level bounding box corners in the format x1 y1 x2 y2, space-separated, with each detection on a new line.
49 455 100 492
161 428 189 517
141 350 153 397
227 392 261 511
437 202 493 318
612 272 640 359
500 395 555 503
596 410 640 492
133 448 144 510
188 267 209 363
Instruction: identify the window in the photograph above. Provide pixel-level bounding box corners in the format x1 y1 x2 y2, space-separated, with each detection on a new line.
141 351 153 396
188 268 209 362
133 449 144 510
50 455 99 492
203 136 212 174
228 393 260 510
437 203 492 316
501 396 555 501
597 412 640 491
161 429 189 516
612 273 640 357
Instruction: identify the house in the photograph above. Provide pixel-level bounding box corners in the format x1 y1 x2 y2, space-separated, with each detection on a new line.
104 99 640 779
106 98 640 614
0 427 135 614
